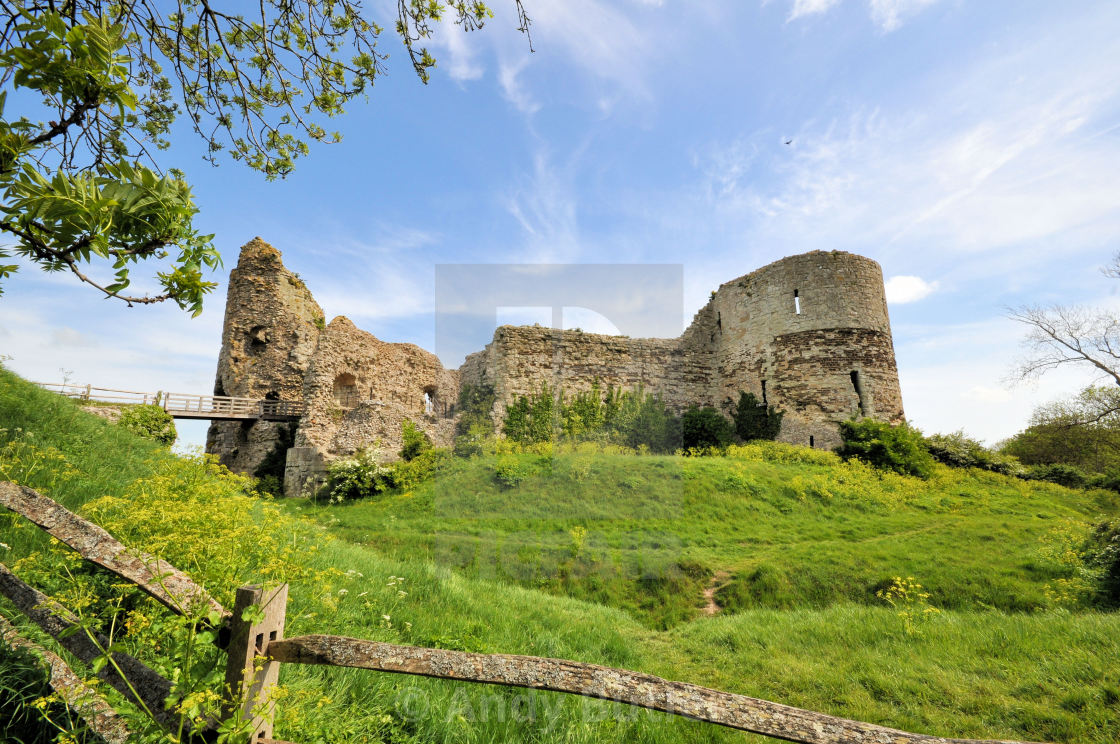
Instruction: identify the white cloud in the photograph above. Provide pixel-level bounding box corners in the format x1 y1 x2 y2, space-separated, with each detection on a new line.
504 151 582 262
885 275 939 304
440 25 485 82
498 57 540 115
868 0 939 32
788 0 841 22
785 0 941 29
698 7 1120 274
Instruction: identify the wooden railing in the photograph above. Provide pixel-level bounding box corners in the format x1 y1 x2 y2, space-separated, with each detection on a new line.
35 382 306 421
0 482 1044 744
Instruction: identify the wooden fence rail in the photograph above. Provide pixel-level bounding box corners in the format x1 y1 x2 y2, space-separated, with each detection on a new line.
0 483 1045 744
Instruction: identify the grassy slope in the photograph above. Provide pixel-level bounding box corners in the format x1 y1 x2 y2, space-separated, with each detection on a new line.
1 369 1119 743
293 447 1117 625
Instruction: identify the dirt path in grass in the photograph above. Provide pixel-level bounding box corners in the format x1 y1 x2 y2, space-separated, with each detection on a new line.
702 571 730 616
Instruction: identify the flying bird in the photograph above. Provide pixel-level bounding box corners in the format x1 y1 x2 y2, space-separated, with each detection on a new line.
784 139 793 145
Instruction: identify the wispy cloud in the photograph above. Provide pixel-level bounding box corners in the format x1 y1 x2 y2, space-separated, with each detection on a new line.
786 0 941 30
788 0 841 23
868 0 940 31
504 151 583 262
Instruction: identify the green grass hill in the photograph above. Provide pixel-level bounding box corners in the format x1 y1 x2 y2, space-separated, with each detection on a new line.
2 367 1119 743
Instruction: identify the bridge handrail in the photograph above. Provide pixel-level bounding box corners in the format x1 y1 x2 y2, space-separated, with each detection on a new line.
34 382 306 418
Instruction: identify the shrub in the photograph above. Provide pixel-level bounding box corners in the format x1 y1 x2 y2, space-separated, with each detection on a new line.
323 447 391 502
389 447 449 491
455 384 496 437
1024 463 1088 489
733 392 783 441
1085 518 1120 606
837 418 934 478
117 404 176 445
499 382 682 453
503 383 558 444
400 419 432 461
924 430 1020 475
681 406 734 452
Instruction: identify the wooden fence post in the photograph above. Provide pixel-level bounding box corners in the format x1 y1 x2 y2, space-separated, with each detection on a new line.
224 584 288 741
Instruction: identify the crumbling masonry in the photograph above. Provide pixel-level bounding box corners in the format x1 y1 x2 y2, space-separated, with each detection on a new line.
206 238 905 496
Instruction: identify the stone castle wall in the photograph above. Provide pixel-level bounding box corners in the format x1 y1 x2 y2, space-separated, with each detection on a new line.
206 240 905 495
459 251 904 450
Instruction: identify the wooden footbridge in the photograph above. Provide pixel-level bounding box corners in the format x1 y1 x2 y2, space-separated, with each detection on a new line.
36 382 306 422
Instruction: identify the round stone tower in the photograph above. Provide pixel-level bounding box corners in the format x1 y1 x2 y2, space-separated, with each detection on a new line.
708 250 904 449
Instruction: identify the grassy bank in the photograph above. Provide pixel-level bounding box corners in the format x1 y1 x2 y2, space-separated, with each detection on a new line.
292 443 1116 627
2 368 1119 743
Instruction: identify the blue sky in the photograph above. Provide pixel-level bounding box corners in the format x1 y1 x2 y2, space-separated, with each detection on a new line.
3 0 1120 451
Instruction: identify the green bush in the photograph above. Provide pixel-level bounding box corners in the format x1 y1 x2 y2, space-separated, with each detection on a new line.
499 382 681 453
1025 463 1089 489
733 392 783 441
389 447 449 491
1085 519 1120 606
455 383 496 437
924 430 1020 475
400 419 432 461
323 447 391 502
117 403 176 445
681 405 734 452
837 418 934 478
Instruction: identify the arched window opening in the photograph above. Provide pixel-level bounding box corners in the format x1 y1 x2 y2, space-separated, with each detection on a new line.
793 289 801 315
333 373 358 409
423 385 438 416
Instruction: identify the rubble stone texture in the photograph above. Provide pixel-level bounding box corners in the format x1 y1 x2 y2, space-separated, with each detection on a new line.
206 240 904 496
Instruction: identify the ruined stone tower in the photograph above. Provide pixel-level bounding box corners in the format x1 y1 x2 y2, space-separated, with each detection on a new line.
206 241 904 495
206 238 324 474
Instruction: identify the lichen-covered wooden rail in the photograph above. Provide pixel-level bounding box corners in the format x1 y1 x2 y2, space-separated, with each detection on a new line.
35 381 306 421
0 482 1046 744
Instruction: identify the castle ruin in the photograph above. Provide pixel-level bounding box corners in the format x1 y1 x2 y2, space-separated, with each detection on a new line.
206 238 905 496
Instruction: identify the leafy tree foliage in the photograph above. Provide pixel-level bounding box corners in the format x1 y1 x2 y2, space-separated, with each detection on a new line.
923 430 1019 475
733 391 783 441
1000 386 1120 473
681 405 734 451
117 402 176 444
0 1 529 311
454 382 497 457
837 418 934 478
400 418 432 461
501 382 682 453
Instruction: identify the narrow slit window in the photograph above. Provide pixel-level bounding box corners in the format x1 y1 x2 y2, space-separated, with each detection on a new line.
761 380 768 406
793 289 801 314
809 435 815 448
717 312 722 332
850 370 866 416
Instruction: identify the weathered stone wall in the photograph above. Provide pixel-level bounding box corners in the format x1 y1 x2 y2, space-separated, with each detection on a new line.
460 326 698 424
208 242 905 496
460 250 903 449
284 316 460 497
206 238 323 475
